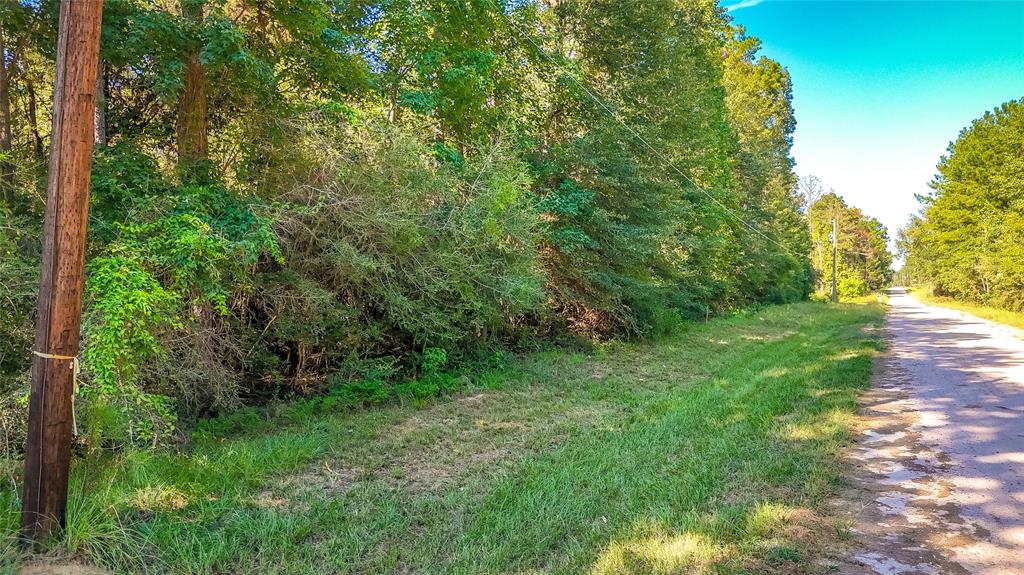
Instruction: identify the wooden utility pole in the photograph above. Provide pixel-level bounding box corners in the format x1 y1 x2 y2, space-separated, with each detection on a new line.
20 0 103 543
831 217 838 303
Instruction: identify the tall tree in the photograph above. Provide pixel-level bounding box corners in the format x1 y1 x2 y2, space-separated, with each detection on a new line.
177 0 208 175
723 25 810 303
0 14 13 206
808 192 892 296
900 98 1024 309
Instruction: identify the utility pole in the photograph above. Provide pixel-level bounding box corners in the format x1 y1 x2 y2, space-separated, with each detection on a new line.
21 0 103 543
830 217 838 303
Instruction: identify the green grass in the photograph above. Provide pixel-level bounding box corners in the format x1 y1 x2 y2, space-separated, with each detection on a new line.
909 289 1024 330
1 301 884 574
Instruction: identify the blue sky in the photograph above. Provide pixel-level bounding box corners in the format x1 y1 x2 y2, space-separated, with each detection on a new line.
723 0 1024 253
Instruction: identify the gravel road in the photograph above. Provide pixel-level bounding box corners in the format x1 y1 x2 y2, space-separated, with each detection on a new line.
839 288 1024 574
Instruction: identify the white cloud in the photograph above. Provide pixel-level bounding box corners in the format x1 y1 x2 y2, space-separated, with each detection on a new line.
726 0 766 12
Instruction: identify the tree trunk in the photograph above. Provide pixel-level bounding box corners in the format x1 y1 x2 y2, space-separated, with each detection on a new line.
0 25 15 207
387 74 400 123
94 60 106 148
20 0 103 543
255 0 268 31
27 80 43 159
177 0 208 176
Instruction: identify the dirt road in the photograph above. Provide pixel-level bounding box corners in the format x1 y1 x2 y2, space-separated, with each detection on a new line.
839 289 1024 574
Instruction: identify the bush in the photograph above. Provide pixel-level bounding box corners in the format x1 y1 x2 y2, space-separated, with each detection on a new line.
0 209 39 459
78 145 281 447
838 276 869 298
328 378 390 408
274 119 546 358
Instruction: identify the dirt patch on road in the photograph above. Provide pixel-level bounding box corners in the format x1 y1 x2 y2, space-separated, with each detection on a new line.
832 342 977 574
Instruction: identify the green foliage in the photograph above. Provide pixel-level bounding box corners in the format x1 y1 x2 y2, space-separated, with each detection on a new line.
419 347 449 375
277 119 546 357
807 193 893 297
0 211 37 383
393 346 461 404
84 253 179 391
724 26 813 304
78 145 281 446
0 0 830 455
189 350 464 441
0 209 39 455
328 378 391 408
900 99 1024 310
837 275 869 298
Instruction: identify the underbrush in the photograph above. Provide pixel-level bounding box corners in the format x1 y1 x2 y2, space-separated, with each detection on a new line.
0 123 550 454
1 301 884 574
2 114 814 456
190 346 518 443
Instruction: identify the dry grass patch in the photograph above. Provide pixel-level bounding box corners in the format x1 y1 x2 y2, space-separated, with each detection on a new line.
17 563 110 575
591 531 728 575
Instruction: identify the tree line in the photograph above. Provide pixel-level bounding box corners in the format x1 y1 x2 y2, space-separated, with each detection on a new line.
802 176 892 299
1 0 829 447
899 98 1023 309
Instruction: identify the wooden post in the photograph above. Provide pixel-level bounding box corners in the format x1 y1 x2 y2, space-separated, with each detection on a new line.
20 0 103 543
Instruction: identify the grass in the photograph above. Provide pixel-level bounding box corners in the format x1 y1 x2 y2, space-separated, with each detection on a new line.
1 301 885 574
908 289 1024 330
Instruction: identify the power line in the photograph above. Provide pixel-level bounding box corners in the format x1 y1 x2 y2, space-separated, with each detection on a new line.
497 7 802 259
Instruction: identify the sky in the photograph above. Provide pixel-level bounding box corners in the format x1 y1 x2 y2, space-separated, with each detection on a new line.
722 0 1024 256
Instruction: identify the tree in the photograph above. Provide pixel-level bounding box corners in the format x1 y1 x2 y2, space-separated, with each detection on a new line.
808 192 892 297
723 25 811 303
900 99 1024 309
0 1 37 207
798 174 829 212
176 0 208 175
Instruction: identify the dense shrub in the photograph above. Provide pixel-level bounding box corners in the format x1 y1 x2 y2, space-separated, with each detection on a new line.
0 210 38 456
0 211 37 383
75 145 281 446
272 120 546 358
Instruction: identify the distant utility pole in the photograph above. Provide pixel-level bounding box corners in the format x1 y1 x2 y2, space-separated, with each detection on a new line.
830 217 838 303
21 1 103 543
